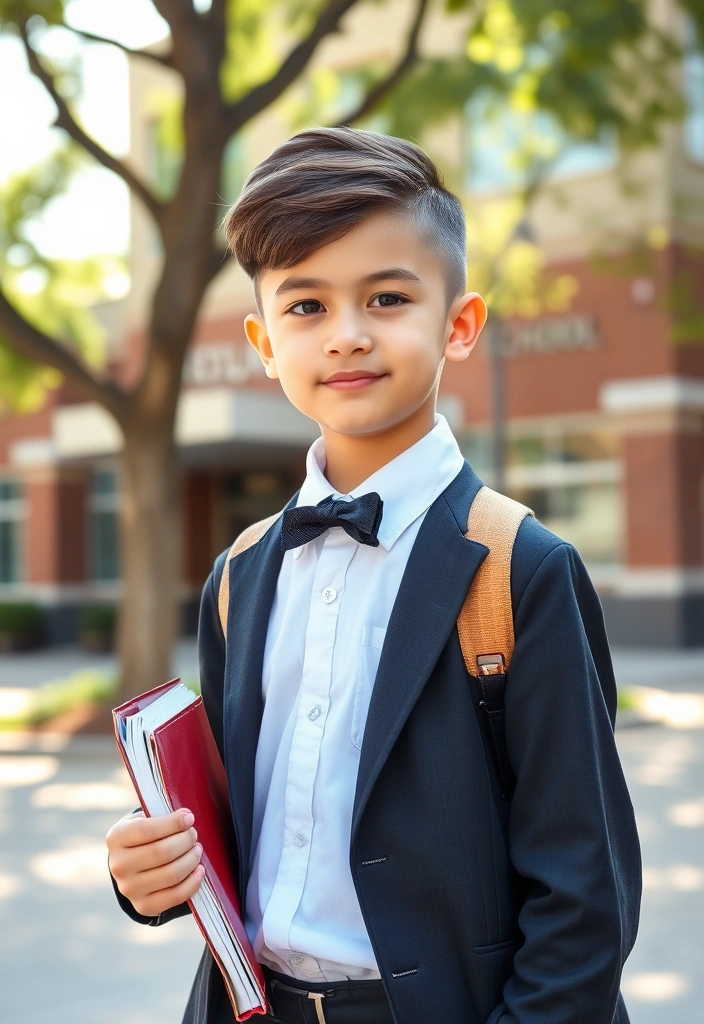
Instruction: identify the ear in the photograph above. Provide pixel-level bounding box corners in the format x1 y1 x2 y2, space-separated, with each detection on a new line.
444 293 488 363
244 313 279 379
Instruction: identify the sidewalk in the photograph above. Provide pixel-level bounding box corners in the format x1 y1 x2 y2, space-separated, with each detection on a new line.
0 639 200 690
611 647 704 693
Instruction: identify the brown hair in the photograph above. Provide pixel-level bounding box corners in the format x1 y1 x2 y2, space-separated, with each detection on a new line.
222 126 466 308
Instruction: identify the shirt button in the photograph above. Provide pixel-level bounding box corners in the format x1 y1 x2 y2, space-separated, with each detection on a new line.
321 586 337 604
293 832 307 848
308 704 322 721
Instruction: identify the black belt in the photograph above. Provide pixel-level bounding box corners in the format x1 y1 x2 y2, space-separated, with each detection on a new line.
264 967 393 1024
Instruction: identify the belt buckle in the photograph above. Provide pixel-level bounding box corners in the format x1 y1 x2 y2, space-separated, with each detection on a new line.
307 991 327 1024
270 979 328 1024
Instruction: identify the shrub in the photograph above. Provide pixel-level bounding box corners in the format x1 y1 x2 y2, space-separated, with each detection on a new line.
0 602 42 633
26 670 118 725
0 603 43 650
0 670 118 730
80 605 117 635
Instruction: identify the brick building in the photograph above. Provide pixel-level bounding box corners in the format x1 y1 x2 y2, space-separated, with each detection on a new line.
2 1 704 646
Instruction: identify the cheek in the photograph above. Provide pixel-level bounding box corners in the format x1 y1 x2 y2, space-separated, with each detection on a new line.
271 333 314 382
386 327 444 379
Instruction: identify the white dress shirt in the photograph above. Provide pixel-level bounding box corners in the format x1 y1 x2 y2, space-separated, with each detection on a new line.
244 414 465 983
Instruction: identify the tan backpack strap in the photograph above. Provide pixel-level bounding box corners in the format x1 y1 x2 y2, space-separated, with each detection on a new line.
217 511 282 637
457 486 533 677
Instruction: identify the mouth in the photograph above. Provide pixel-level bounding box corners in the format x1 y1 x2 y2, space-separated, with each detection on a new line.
321 370 387 391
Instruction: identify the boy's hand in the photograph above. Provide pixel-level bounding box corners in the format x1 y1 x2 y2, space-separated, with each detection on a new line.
106 807 204 917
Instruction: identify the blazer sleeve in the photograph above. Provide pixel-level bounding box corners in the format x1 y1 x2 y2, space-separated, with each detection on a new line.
108 551 229 927
494 534 642 1024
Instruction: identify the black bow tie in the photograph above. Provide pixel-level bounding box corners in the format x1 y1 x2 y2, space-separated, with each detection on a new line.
281 492 383 552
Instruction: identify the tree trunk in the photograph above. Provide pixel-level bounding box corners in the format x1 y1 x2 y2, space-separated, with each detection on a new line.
117 421 181 699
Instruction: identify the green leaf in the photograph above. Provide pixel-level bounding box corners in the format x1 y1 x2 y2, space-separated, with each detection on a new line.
0 144 126 411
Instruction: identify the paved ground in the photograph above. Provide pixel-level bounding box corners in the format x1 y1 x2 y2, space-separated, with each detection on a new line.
617 721 704 1021
0 647 702 1023
0 639 200 691
0 741 203 1024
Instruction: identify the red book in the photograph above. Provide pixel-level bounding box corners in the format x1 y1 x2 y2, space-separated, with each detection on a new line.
113 679 268 1020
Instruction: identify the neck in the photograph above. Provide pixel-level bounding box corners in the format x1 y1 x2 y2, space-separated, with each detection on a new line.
320 398 437 494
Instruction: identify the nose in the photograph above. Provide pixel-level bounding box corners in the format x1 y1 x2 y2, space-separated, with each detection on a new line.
323 311 372 357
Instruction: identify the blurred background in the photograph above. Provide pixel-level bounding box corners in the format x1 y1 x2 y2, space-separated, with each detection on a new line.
0 0 702 1021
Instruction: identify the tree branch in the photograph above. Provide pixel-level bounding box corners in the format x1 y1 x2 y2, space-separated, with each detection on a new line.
337 0 429 126
0 289 128 422
151 0 201 45
20 24 165 227
207 0 228 67
206 243 235 286
64 26 174 68
225 0 361 133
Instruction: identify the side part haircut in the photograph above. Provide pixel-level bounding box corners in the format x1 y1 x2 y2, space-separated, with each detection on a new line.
223 127 467 307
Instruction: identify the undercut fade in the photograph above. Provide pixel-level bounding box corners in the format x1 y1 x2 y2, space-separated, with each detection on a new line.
222 127 466 308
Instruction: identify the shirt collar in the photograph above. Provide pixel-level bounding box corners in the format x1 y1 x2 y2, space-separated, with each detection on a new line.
295 413 465 553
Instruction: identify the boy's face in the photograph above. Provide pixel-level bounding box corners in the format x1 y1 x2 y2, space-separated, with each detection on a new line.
244 209 486 439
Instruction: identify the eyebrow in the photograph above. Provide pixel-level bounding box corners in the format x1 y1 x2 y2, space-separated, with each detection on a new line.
273 267 422 298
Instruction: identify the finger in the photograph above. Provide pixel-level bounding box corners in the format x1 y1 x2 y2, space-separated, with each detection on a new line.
117 826 198 875
109 808 195 849
129 842 204 902
137 863 206 918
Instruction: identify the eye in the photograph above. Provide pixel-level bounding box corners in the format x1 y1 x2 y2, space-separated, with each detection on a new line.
288 299 325 316
369 293 408 307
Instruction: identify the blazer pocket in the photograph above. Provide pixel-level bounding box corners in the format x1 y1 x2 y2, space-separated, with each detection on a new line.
472 937 520 955
470 938 520 1021
351 625 387 751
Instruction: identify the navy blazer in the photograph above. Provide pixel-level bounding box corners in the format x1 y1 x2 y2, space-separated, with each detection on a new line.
114 462 641 1024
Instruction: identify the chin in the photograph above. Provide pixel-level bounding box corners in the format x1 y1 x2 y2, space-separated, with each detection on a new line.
320 410 410 437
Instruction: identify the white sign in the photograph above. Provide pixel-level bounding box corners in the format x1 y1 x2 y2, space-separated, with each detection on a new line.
183 342 265 386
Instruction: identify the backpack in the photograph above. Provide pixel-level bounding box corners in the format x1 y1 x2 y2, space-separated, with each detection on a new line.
217 485 533 802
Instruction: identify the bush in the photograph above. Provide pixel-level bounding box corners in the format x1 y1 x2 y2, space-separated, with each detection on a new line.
0 669 118 730
79 605 117 652
0 603 43 651
80 605 117 635
0 602 42 632
27 670 118 725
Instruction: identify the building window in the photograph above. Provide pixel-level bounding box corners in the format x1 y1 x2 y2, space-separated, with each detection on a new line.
512 481 623 566
0 480 24 583
458 424 623 566
88 469 121 581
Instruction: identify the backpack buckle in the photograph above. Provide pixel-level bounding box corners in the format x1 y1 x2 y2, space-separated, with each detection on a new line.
477 653 505 676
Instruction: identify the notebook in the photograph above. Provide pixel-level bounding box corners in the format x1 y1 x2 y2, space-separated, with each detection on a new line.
113 679 268 1021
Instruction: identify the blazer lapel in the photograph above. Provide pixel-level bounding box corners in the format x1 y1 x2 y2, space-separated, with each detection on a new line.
352 463 488 839
222 496 296 898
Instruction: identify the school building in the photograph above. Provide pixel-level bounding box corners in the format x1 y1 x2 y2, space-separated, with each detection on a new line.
2 1 704 647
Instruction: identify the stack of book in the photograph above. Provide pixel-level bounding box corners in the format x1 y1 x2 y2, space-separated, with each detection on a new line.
113 679 268 1021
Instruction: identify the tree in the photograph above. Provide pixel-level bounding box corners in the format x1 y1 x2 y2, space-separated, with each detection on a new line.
0 0 683 699
0 144 124 412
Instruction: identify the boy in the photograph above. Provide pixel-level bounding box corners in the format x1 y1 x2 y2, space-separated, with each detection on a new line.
107 127 641 1024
